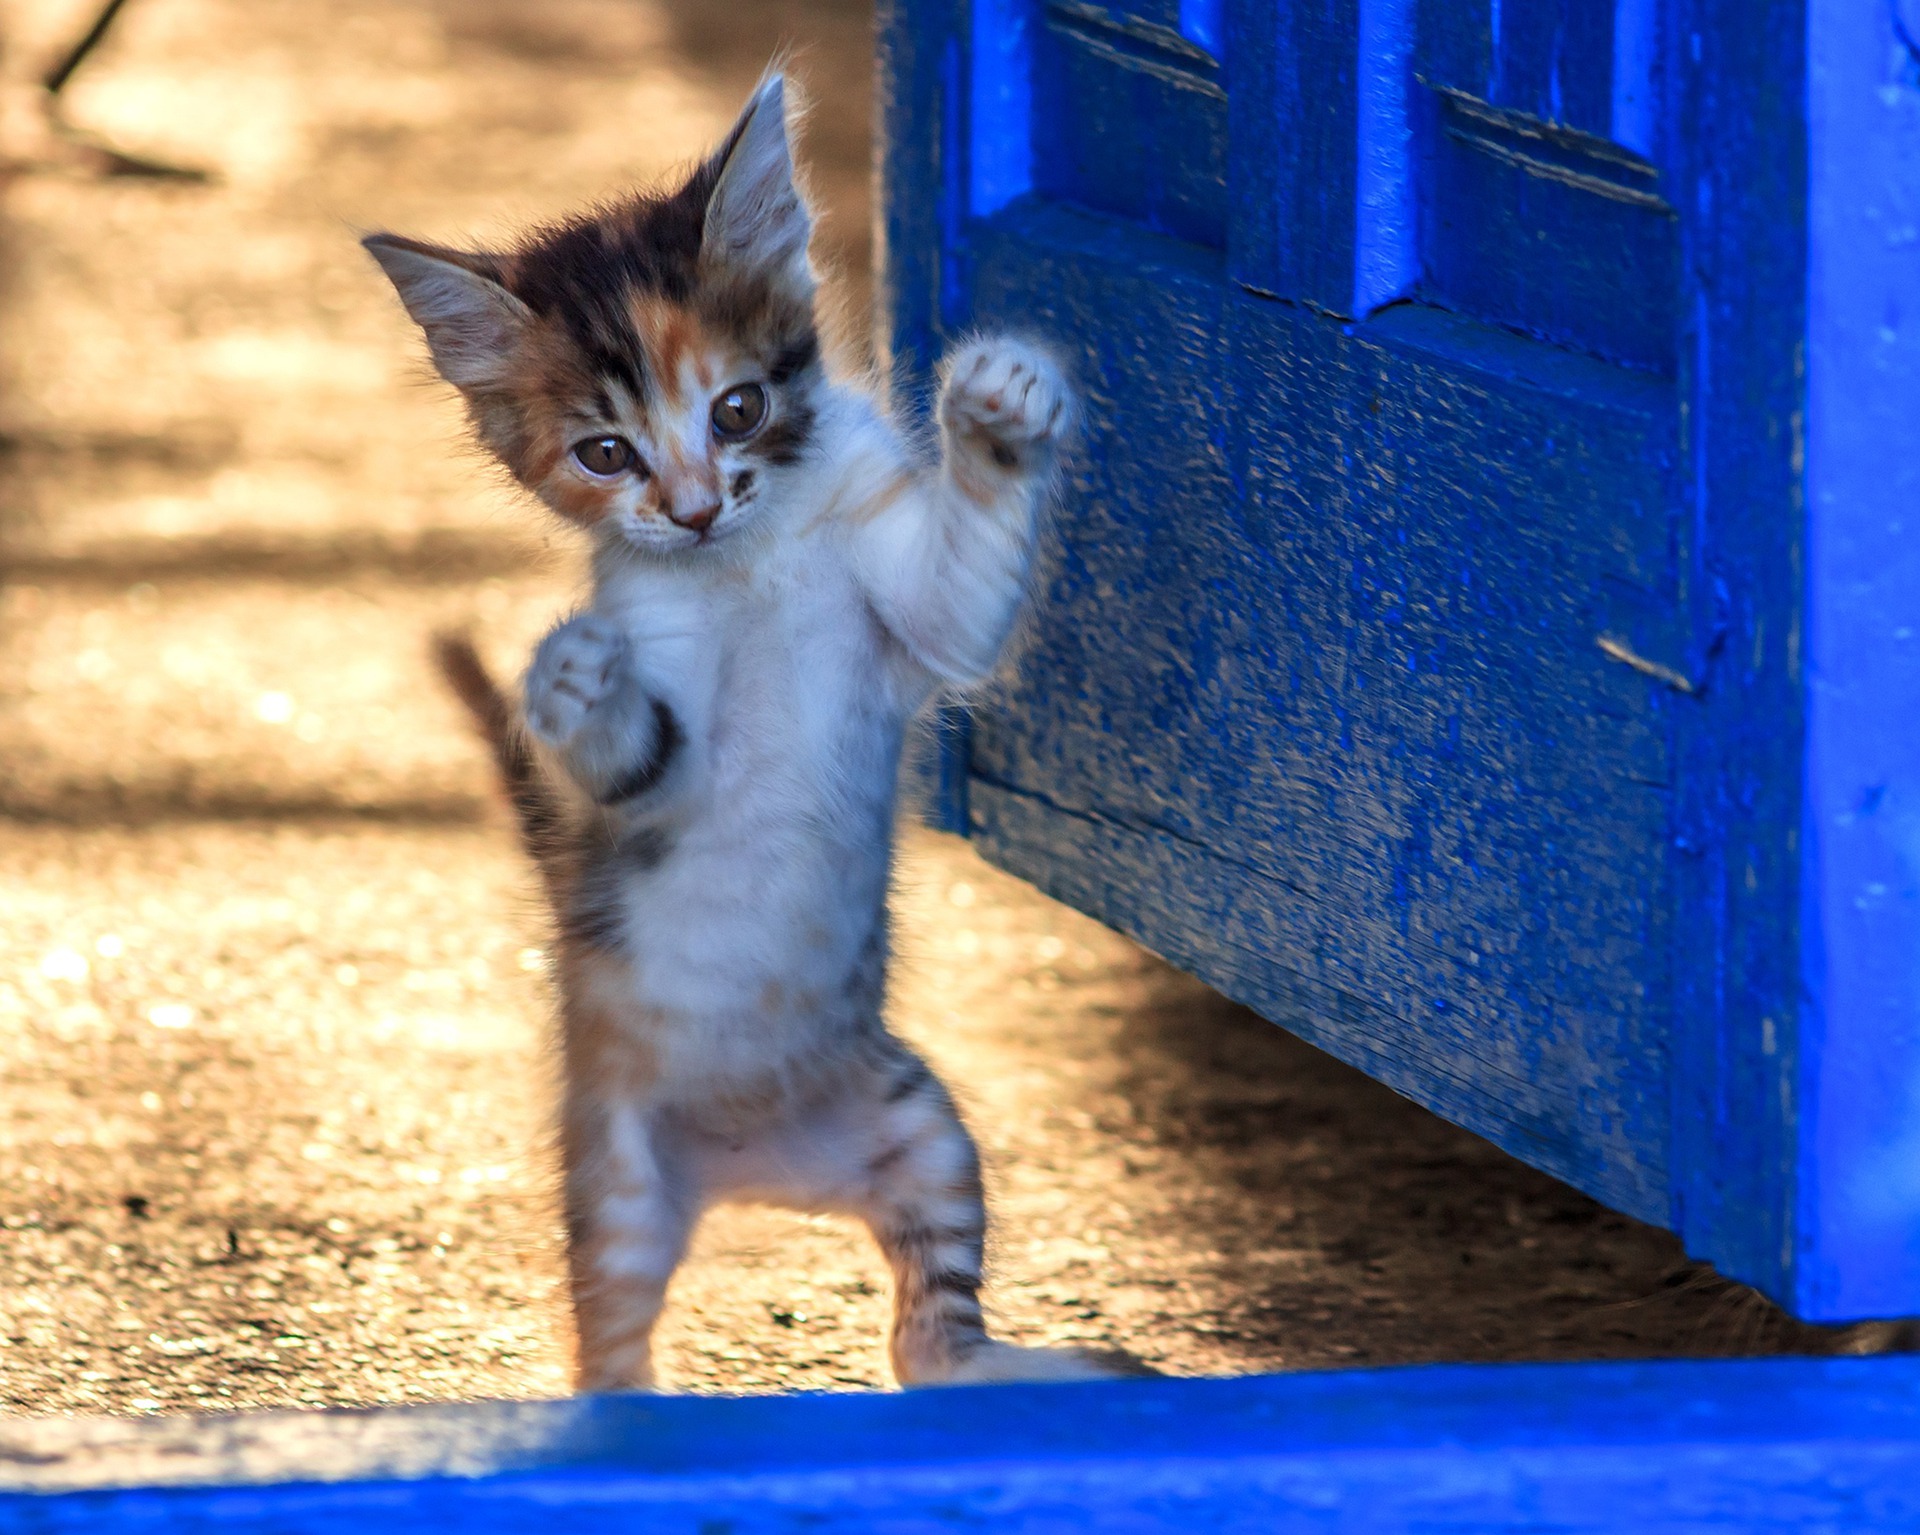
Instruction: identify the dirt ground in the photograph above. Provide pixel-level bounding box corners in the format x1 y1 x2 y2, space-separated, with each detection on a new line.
0 0 1901 1420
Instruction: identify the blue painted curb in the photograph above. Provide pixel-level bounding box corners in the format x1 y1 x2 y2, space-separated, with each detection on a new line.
3 1356 1918 1530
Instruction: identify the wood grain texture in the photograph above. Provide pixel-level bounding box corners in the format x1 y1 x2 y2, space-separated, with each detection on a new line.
879 0 1920 1317
1415 0 1615 138
1034 0 1228 248
1416 89 1678 375
1664 0 1809 1310
6 1358 1920 1530
1226 0 1358 308
963 201 1677 1220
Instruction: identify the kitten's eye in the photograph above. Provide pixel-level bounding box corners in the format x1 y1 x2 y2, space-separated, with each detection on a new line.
573 436 636 476
710 383 768 441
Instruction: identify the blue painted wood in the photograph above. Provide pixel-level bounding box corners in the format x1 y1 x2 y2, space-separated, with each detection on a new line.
1415 88 1677 375
1225 0 1358 306
1607 0 1658 156
1353 0 1417 314
879 0 1920 1317
878 0 972 833
1179 0 1225 54
1414 6 1679 374
6 1358 1920 1530
1033 0 1229 248
1798 0 1920 1318
975 210 1681 1221
963 202 1677 1219
1415 1 1615 138
1663 0 1809 1315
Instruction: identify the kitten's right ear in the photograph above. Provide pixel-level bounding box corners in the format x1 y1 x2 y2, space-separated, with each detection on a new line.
362 234 530 391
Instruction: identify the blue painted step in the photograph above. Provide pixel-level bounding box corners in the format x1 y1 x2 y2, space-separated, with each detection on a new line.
4 1359 1920 1531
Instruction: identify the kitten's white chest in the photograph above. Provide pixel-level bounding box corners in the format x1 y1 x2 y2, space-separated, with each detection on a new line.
593 542 902 1061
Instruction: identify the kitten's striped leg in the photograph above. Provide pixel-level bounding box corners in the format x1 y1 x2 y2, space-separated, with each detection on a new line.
860 1052 992 1383
561 1087 692 1392
859 1049 1118 1386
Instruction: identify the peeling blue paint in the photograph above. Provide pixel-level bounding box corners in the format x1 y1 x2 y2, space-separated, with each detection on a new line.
884 0 1920 1317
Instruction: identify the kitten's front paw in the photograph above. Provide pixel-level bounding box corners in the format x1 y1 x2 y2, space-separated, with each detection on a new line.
939 336 1072 472
523 614 628 750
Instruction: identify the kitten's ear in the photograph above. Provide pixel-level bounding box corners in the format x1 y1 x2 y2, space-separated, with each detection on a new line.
362 234 530 391
700 75 813 293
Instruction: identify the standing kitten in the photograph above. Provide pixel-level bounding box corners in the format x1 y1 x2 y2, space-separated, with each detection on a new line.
366 77 1104 1390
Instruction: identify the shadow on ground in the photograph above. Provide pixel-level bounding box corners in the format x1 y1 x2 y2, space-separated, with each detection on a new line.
0 0 1906 1418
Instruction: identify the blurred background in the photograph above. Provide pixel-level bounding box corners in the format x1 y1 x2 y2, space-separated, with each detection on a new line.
0 0 1893 1419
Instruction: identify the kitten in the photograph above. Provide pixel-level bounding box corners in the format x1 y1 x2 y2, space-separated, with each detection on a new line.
366 77 1108 1390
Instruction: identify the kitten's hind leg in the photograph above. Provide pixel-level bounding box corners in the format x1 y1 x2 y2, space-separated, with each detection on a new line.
561 1073 696 1393
853 1047 1123 1387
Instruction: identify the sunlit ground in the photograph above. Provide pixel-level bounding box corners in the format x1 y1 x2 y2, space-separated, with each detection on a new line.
0 0 1895 1419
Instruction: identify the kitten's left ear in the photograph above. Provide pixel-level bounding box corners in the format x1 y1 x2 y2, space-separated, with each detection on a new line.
701 75 813 294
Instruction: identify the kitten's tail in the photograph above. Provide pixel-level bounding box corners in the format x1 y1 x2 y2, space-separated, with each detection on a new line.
432 631 568 904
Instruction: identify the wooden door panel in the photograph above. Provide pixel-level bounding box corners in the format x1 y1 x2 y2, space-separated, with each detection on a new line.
1032 1 1229 245
965 204 1676 1215
1416 0 1621 139
1418 90 1677 373
879 0 1920 1316
1413 3 1677 373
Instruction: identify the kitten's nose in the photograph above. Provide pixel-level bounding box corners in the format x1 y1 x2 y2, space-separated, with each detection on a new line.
668 498 721 534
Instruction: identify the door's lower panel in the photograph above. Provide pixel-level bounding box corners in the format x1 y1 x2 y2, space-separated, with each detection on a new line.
959 200 1682 1223
970 779 1663 1220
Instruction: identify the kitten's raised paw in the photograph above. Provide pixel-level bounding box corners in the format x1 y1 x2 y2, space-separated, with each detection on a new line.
927 1341 1149 1387
939 336 1072 470
523 614 628 749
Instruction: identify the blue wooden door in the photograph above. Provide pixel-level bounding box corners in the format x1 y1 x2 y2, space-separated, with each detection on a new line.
878 0 1920 1321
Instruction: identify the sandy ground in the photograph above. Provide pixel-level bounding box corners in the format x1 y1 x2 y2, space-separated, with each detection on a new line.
0 0 1902 1420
